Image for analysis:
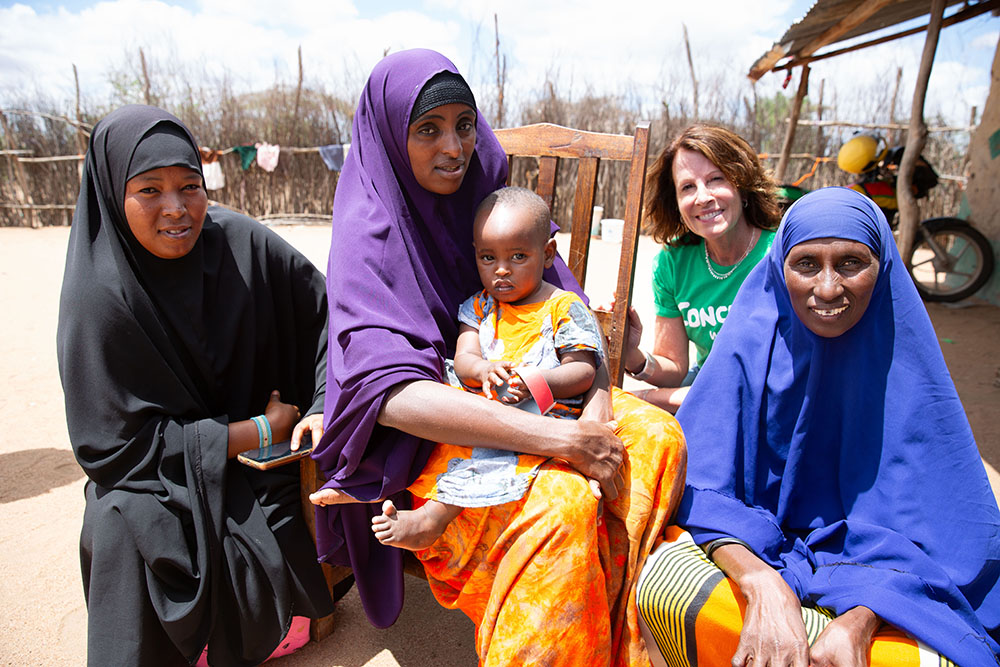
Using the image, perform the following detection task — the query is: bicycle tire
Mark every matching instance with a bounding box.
[908,217,995,302]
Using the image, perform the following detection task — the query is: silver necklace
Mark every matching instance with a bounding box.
[704,228,758,280]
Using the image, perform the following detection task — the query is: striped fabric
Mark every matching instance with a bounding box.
[637,527,957,667]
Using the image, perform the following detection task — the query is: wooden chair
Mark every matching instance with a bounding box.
[493,122,650,386]
[300,121,651,642]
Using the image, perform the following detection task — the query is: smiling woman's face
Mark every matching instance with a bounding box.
[123,165,207,259]
[406,103,477,195]
[783,237,880,337]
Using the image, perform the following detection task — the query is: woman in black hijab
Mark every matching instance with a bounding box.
[57,105,333,666]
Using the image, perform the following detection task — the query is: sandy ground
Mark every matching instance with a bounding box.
[1,225,997,666]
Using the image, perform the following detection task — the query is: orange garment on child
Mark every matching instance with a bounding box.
[408,289,603,507]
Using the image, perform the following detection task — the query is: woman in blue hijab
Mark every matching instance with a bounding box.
[636,187,1000,666]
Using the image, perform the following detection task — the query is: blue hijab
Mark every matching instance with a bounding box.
[675,187,1000,665]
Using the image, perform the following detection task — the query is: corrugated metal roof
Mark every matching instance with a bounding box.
[748,0,979,80]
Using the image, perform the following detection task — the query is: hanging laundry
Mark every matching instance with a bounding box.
[233,145,257,170]
[202,161,225,190]
[199,147,222,164]
[198,147,225,190]
[318,144,346,171]
[256,142,280,172]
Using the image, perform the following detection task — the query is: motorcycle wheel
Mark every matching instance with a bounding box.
[908,217,995,302]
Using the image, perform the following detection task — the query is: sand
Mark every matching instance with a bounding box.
[1,225,997,666]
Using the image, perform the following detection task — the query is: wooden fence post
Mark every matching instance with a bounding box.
[775,64,810,184]
[897,0,944,267]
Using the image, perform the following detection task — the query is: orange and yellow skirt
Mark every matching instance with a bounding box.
[636,526,956,667]
[413,388,687,666]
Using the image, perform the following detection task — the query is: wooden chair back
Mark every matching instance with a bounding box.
[492,122,650,386]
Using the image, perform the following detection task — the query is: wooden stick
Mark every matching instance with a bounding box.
[0,108,91,132]
[897,0,945,267]
[73,64,87,181]
[140,48,152,106]
[887,67,903,145]
[682,23,699,120]
[494,13,506,129]
[775,65,810,183]
[0,203,76,210]
[16,155,84,163]
[788,119,971,133]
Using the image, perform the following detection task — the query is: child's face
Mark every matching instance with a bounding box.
[473,204,555,305]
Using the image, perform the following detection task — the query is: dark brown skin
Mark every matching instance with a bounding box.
[711,533,881,667]
[228,390,323,459]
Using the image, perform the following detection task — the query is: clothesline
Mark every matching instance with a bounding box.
[1,141,350,198]
[0,142,349,164]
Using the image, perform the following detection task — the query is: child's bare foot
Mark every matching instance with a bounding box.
[371,499,459,551]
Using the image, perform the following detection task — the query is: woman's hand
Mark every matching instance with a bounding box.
[808,606,880,667]
[291,412,323,451]
[560,419,624,501]
[732,573,809,666]
[711,543,810,667]
[264,390,300,443]
[594,300,644,372]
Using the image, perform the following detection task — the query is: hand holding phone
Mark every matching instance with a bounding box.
[238,432,313,470]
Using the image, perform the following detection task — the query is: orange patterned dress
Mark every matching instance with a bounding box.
[415,389,687,666]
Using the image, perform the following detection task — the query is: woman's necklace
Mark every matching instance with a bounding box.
[704,227,759,281]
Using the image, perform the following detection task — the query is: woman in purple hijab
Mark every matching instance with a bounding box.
[310,49,686,664]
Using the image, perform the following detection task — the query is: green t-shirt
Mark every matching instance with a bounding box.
[652,228,775,365]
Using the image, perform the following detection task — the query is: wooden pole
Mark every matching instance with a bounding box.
[814,78,826,158]
[887,67,903,145]
[682,24,699,120]
[494,13,506,129]
[775,65,810,183]
[293,45,303,145]
[140,48,152,105]
[897,0,945,267]
[73,64,87,189]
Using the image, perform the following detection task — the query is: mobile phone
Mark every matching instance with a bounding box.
[238,432,313,470]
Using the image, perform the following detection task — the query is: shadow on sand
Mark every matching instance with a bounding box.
[0,448,84,503]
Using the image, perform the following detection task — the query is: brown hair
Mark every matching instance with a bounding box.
[644,124,780,246]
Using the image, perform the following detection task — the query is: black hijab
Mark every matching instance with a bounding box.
[57,105,332,665]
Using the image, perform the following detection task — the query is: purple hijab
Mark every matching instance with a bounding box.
[313,49,581,627]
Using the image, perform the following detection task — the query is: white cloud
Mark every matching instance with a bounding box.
[0,0,993,127]
[971,30,999,51]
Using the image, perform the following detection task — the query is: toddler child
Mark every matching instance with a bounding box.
[371,186,610,550]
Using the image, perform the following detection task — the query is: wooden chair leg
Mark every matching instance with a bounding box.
[300,455,354,642]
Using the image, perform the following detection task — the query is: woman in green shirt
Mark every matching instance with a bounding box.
[621,125,781,412]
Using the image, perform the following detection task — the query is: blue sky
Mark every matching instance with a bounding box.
[0,0,996,125]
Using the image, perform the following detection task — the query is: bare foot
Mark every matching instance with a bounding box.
[309,487,370,506]
[371,499,459,551]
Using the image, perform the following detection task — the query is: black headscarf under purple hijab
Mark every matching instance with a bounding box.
[313,49,583,627]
